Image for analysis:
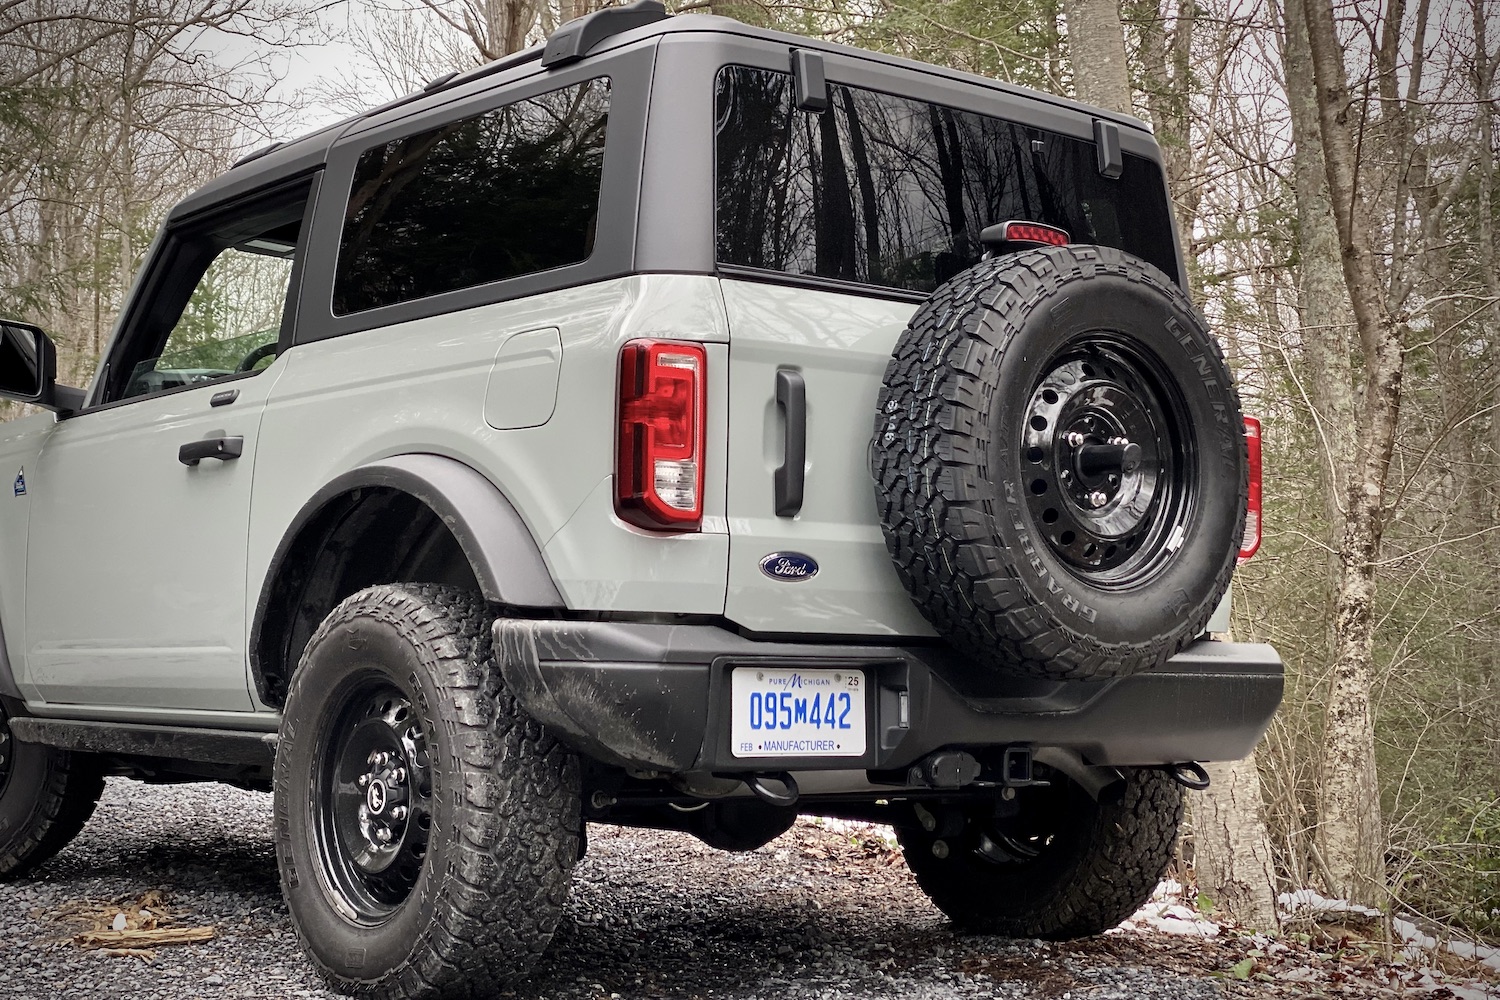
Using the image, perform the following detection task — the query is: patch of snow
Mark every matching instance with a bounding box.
[1439,983,1500,1000]
[1115,880,1219,937]
[1277,887,1382,921]
[1275,886,1499,997]
[1392,916,1500,976]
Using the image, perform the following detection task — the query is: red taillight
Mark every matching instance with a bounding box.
[616,339,706,531]
[1239,416,1262,562]
[1004,221,1069,246]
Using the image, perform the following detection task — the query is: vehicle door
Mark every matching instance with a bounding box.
[20,179,315,712]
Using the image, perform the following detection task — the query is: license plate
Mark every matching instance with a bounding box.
[730,667,867,758]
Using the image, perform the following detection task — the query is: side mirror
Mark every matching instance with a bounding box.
[0,319,85,412]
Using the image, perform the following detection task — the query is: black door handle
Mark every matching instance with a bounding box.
[178,436,244,466]
[774,369,806,517]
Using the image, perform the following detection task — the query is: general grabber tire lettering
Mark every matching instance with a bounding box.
[273,585,581,1000]
[897,769,1183,939]
[0,706,104,878]
[873,245,1247,680]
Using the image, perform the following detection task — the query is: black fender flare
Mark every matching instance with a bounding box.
[249,454,564,705]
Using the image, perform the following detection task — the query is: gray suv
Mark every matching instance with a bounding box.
[0,4,1281,997]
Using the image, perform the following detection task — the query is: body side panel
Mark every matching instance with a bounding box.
[246,275,734,662]
[23,370,281,712]
[0,412,52,700]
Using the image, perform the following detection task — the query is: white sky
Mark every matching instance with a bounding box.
[189,3,385,147]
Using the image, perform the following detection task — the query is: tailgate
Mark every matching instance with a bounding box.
[720,278,935,637]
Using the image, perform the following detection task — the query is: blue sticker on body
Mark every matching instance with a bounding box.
[13,470,25,496]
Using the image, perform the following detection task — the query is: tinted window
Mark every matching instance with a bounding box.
[714,67,1178,293]
[334,78,610,315]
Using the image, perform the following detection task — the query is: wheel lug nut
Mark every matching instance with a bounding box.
[367,750,378,764]
[1066,431,1084,447]
[357,774,370,788]
[391,806,408,821]
[392,768,406,785]
[1088,491,1108,508]
[375,826,392,843]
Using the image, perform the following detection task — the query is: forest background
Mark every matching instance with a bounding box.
[1,0,1497,944]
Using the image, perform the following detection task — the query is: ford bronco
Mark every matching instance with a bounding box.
[0,4,1281,997]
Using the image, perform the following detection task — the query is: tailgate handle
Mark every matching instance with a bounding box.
[774,369,806,517]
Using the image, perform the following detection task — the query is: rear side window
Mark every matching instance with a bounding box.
[334,78,610,315]
[714,66,1178,294]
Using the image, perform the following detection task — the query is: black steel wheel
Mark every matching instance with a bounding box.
[897,769,1183,939]
[1019,335,1194,585]
[314,681,435,921]
[275,584,581,1000]
[874,245,1247,680]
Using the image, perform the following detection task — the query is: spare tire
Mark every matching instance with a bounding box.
[873,245,1246,681]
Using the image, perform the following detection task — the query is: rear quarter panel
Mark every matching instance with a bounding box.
[247,275,733,664]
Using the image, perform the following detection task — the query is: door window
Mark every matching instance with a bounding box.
[106,187,309,404]
[122,245,294,399]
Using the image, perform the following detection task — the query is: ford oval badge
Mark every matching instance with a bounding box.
[759,551,819,582]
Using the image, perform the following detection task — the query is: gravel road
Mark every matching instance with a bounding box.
[0,777,1470,1000]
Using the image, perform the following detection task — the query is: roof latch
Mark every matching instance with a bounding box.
[790,48,828,112]
[1093,119,1124,179]
[541,0,669,68]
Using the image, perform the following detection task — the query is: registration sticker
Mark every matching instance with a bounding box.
[730,667,866,758]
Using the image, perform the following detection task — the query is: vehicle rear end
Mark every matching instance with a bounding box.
[505,21,1278,804]
[494,17,1282,944]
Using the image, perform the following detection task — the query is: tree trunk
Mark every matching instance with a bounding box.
[1063,0,1132,115]
[1127,0,1198,246]
[1196,755,1280,929]
[1300,0,1400,910]
[1283,0,1356,618]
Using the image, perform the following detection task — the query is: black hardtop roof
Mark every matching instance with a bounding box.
[172,11,1153,220]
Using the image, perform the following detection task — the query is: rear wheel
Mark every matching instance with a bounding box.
[0,707,105,878]
[896,769,1182,939]
[274,584,581,999]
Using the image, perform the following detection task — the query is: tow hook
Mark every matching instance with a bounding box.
[1165,761,1211,790]
[744,771,800,807]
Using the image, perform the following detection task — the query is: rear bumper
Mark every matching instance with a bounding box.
[493,620,1283,775]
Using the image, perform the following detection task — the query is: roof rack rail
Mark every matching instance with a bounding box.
[541,0,668,68]
[233,141,283,168]
[441,43,545,91]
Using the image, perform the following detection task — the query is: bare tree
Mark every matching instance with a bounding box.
[1296,0,1485,907]
[1062,0,1133,114]
[0,0,315,389]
